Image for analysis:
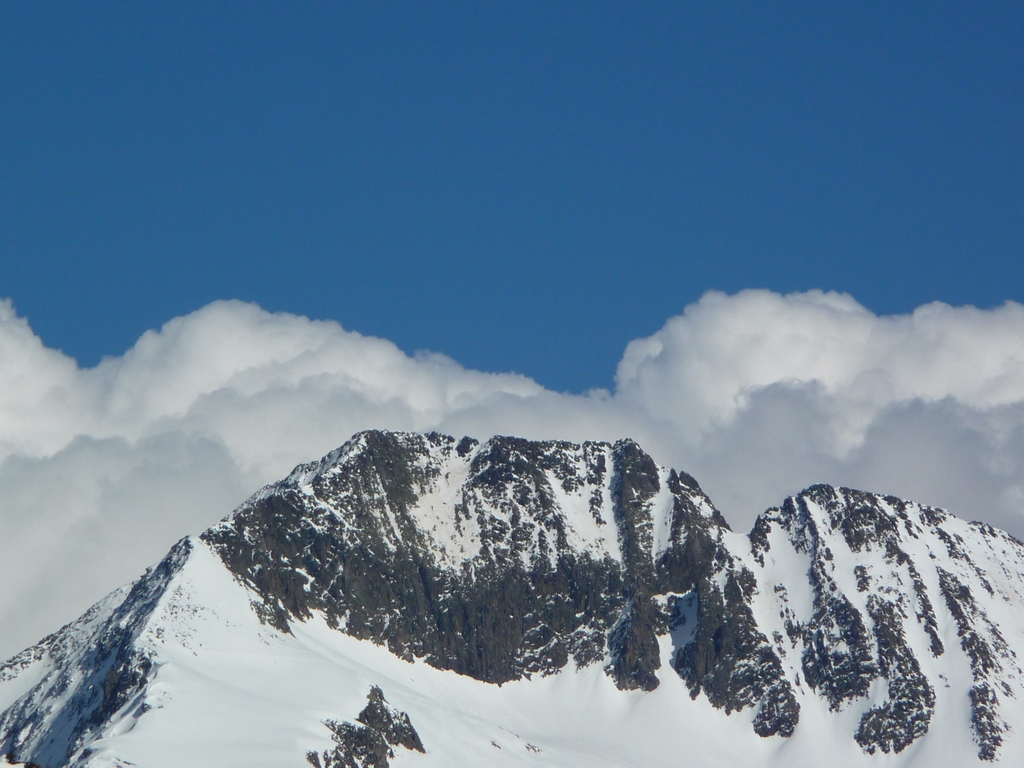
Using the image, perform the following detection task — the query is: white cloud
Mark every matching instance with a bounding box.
[2,289,1024,658]
[616,290,1024,448]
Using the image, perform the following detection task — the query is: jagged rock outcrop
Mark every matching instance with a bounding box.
[306,687,424,768]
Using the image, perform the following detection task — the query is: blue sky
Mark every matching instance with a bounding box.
[2,2,1021,392]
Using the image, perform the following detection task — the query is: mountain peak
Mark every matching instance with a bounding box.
[4,431,1024,766]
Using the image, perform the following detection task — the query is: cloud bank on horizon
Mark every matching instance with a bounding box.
[2,289,1024,658]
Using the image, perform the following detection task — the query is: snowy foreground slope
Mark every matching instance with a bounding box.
[3,431,1024,767]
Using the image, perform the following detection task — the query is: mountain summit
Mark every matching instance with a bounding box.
[3,430,1023,767]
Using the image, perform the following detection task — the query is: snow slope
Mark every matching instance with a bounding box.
[0,538,988,768]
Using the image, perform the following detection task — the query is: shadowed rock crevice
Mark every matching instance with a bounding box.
[855,596,935,754]
[937,567,1010,760]
[673,568,799,737]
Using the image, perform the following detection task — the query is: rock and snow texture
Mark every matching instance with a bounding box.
[2,430,1024,767]
[747,486,1024,759]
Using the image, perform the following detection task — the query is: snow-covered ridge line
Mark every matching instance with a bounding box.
[0,538,193,767]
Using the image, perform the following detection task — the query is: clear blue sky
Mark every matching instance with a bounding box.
[1,2,1021,392]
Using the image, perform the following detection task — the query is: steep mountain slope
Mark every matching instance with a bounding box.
[2,430,1024,767]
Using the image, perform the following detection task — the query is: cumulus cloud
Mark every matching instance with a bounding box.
[617,290,1024,446]
[2,289,1024,658]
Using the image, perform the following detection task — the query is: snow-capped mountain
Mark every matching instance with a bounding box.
[3,430,1024,767]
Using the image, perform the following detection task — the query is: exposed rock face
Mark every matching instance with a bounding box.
[306,687,424,768]
[749,485,1024,759]
[202,431,795,732]
[205,433,637,683]
[5,430,1024,766]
